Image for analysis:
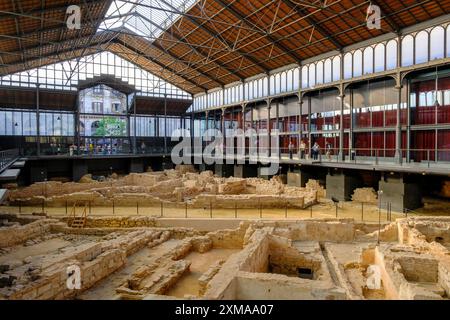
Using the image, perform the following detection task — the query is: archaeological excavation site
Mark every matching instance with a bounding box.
[2,0,450,308]
[0,165,449,301]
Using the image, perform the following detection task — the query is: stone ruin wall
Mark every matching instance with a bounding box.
[203,223,349,300]
[0,224,215,300]
[0,212,249,300]
[6,165,317,210]
[0,217,55,248]
[2,211,450,300]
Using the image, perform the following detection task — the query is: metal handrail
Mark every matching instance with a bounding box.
[403,208,420,216]
[201,146,450,163]
[0,148,19,173]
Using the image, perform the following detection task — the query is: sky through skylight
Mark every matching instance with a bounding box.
[98,0,197,40]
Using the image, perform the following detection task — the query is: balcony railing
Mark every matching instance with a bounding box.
[195,146,450,168]
[0,149,19,172]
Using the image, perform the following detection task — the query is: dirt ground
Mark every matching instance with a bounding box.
[165,248,240,298]
[0,198,418,223]
[79,239,183,300]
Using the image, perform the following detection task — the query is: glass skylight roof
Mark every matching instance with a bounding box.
[0,51,191,99]
[98,0,197,40]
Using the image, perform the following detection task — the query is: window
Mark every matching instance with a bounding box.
[344,53,352,79]
[415,31,429,64]
[258,79,264,97]
[447,25,450,57]
[112,103,121,113]
[316,62,323,85]
[301,66,308,88]
[270,75,275,95]
[332,56,341,81]
[363,47,374,74]
[309,64,316,87]
[430,27,445,60]
[402,35,414,66]
[263,77,268,96]
[353,50,363,77]
[374,43,385,72]
[324,59,332,83]
[0,51,191,100]
[280,72,287,92]
[275,73,281,94]
[92,102,104,113]
[100,0,196,41]
[386,40,397,70]
[287,70,293,92]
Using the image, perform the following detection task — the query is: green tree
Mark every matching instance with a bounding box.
[94,117,126,136]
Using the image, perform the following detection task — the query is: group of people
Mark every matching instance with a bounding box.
[48,143,63,155]
[68,143,120,156]
[287,140,333,160]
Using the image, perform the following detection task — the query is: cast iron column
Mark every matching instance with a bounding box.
[339,92,345,161]
[221,107,225,154]
[395,84,403,164]
[406,79,411,163]
[36,85,40,156]
[298,95,302,151]
[133,93,137,154]
[164,94,167,155]
[267,99,271,157]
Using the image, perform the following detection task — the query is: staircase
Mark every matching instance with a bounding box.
[70,216,87,228]
[68,202,88,228]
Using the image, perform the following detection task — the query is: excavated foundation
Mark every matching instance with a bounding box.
[1,212,450,300]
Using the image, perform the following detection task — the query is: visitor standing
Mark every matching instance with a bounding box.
[312,142,320,160]
[288,140,294,159]
[325,141,332,161]
[299,140,306,159]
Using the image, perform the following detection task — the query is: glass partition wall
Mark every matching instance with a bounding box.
[0,83,190,156]
[78,85,130,155]
[190,66,450,165]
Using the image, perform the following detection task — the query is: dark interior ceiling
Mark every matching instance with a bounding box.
[135,96,192,116]
[77,75,136,94]
[0,0,449,95]
[0,84,191,115]
[0,86,78,111]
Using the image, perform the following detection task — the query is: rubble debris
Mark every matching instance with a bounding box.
[305,179,326,198]
[352,188,378,203]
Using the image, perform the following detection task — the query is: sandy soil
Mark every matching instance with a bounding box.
[165,248,240,298]
[78,239,183,300]
[0,199,407,223]
[0,238,72,264]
